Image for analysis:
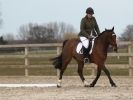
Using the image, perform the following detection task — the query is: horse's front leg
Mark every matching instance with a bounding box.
[90,66,101,87]
[78,62,89,87]
[102,66,117,87]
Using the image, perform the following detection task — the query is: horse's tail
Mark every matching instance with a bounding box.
[51,40,68,70]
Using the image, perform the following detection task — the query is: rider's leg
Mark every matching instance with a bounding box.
[82,47,90,63]
[79,37,89,63]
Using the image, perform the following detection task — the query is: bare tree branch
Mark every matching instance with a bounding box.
[119,25,133,41]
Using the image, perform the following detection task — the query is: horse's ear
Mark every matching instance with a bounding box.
[112,27,114,31]
[105,28,107,31]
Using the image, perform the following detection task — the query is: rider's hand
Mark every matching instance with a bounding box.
[88,35,95,39]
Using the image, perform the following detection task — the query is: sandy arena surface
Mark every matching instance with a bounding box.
[0,76,133,100]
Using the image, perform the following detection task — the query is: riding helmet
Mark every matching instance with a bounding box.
[86,7,94,14]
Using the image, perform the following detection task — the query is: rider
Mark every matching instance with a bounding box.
[78,7,100,63]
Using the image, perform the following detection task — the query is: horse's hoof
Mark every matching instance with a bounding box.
[84,85,89,87]
[57,85,61,88]
[83,80,89,87]
[89,84,94,87]
[111,84,117,87]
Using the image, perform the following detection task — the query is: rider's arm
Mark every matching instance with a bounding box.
[94,17,100,35]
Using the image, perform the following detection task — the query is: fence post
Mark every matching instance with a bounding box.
[56,46,61,77]
[128,44,133,76]
[25,47,29,76]
[57,46,60,55]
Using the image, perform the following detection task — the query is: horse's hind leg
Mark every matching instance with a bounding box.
[57,57,72,88]
[90,66,101,87]
[102,66,117,87]
[77,61,89,87]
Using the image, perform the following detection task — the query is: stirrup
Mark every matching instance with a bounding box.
[84,58,89,63]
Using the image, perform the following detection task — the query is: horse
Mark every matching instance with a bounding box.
[51,27,118,88]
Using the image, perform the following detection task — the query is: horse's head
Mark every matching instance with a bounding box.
[102,27,118,52]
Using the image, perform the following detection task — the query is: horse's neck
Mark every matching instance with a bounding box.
[96,35,109,53]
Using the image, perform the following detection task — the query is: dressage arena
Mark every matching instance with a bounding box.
[0,76,133,100]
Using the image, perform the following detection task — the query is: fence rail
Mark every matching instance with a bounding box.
[0,41,133,76]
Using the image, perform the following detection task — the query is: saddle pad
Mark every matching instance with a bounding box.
[76,42,83,54]
[76,38,96,54]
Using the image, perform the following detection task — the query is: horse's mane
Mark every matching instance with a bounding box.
[98,29,113,37]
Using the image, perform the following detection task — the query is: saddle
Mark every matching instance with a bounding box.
[76,37,96,54]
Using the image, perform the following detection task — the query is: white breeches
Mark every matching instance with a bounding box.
[79,37,89,48]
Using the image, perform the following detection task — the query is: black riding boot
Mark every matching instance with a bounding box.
[82,46,89,63]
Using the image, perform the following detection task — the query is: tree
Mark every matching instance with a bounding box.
[0,36,7,44]
[3,33,15,41]
[18,22,77,43]
[46,22,76,40]
[119,25,133,41]
[17,24,30,41]
[63,32,78,40]
[18,23,55,43]
[28,24,54,43]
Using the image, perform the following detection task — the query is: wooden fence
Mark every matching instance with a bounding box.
[0,41,132,76]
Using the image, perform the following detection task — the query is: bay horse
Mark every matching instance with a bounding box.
[51,27,118,88]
